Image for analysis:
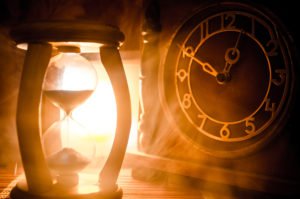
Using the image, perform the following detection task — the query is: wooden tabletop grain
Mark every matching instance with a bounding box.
[1,167,235,199]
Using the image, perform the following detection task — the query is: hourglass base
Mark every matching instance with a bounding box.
[10,184,122,199]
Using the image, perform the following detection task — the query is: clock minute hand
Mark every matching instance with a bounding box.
[223,48,240,73]
[223,30,243,73]
[181,47,218,77]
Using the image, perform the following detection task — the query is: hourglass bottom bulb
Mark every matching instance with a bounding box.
[47,147,91,186]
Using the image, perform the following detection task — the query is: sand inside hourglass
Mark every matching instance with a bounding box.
[44,90,94,115]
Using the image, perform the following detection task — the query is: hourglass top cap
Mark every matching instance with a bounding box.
[10,20,125,50]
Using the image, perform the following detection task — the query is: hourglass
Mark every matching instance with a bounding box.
[42,46,98,186]
[9,21,131,199]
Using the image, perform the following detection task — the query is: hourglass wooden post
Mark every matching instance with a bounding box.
[16,43,53,193]
[99,46,131,189]
[10,21,131,199]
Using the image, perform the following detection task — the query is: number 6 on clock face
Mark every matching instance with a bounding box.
[160,2,296,158]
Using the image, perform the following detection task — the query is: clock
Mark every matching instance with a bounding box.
[160,1,296,158]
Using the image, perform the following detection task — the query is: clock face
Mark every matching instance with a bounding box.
[160,2,295,158]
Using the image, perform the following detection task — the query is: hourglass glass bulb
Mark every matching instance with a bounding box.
[42,46,98,186]
[43,49,98,114]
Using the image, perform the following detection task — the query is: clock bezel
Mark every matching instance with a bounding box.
[158,1,296,158]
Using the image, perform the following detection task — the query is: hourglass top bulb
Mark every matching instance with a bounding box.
[43,46,98,114]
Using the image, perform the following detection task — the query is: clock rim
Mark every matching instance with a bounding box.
[158,1,297,159]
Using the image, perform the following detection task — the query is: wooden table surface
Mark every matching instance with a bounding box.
[1,166,238,199]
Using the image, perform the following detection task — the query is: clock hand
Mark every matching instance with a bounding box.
[223,48,240,73]
[180,45,218,77]
[190,56,218,77]
[223,30,243,73]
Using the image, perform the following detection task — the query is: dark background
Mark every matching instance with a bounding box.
[0,0,299,49]
[0,0,299,175]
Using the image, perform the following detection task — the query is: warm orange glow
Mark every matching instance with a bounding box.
[60,60,117,161]
[66,51,140,155]
[72,81,116,144]
[44,51,140,185]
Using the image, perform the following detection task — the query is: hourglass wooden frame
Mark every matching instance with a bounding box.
[9,21,131,199]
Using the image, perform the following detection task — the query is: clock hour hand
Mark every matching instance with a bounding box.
[180,45,218,77]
